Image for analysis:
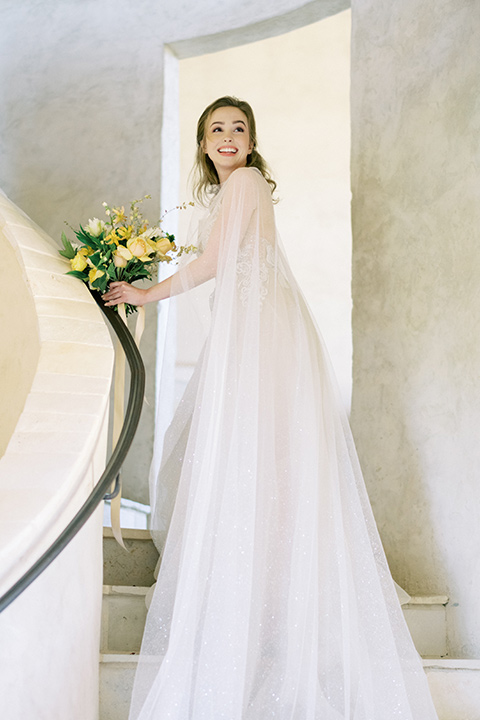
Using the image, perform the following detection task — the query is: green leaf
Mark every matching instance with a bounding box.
[75,225,102,249]
[132,268,151,280]
[59,231,76,259]
[125,303,138,316]
[89,250,102,267]
[66,270,88,280]
[91,275,108,293]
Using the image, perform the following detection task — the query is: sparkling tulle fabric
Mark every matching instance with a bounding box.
[128,168,438,719]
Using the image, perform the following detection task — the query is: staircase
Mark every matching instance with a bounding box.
[99,528,480,720]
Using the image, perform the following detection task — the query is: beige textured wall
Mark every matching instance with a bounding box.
[350,0,480,656]
[0,232,40,457]
[178,10,353,406]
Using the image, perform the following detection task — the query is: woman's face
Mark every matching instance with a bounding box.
[203,106,253,183]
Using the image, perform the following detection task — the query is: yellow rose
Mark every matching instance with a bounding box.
[113,245,133,268]
[113,254,127,268]
[145,238,158,254]
[70,253,88,272]
[88,267,104,284]
[127,236,150,258]
[155,237,173,256]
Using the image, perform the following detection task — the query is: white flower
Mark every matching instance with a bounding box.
[86,217,106,237]
[139,226,161,240]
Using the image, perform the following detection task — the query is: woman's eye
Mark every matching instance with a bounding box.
[212,127,221,133]
[234,127,244,132]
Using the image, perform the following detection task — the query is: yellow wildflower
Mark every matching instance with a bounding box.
[105,231,119,246]
[117,225,133,241]
[112,206,126,223]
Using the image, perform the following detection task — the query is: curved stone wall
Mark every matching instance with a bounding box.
[0,191,114,718]
[0,194,40,457]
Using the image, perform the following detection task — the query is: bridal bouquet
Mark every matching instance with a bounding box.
[59,195,195,315]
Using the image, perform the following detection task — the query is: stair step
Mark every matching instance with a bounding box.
[101,583,448,657]
[100,653,137,720]
[101,586,149,654]
[425,659,480,720]
[403,595,448,658]
[103,528,158,587]
[101,530,453,716]
[99,654,480,720]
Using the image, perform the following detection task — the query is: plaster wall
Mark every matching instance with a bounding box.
[1,0,166,508]
[0,509,103,720]
[350,0,480,657]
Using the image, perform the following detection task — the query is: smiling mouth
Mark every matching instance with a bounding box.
[218,148,237,154]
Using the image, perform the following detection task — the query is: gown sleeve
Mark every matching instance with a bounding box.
[168,167,263,297]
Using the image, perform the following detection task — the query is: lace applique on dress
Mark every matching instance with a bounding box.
[197,198,222,253]
[236,233,275,308]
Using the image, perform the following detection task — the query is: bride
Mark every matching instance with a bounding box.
[103,96,439,719]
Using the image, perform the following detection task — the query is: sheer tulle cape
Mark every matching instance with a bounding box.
[129,168,438,719]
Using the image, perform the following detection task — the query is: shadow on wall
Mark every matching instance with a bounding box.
[0,4,164,243]
[0,219,40,457]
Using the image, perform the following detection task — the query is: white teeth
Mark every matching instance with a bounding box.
[219,148,237,153]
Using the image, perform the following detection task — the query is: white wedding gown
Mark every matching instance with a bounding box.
[128,168,439,719]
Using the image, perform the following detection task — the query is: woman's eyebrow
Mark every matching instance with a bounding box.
[209,119,246,128]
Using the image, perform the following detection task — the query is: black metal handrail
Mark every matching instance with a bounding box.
[0,296,145,613]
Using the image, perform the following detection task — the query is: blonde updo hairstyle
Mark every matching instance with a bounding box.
[192,96,277,204]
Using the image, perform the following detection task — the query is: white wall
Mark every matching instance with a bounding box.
[0,510,103,720]
[350,0,480,657]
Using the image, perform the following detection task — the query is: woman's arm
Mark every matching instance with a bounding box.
[102,244,218,308]
[102,167,259,308]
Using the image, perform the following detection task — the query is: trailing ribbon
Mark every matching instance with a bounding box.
[109,303,145,549]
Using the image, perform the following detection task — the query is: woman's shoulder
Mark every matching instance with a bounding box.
[224,167,271,197]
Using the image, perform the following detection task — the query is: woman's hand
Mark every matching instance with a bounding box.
[102,281,149,308]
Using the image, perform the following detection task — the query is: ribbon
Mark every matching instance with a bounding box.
[109,303,146,549]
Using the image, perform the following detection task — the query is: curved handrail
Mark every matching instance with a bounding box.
[0,296,145,613]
